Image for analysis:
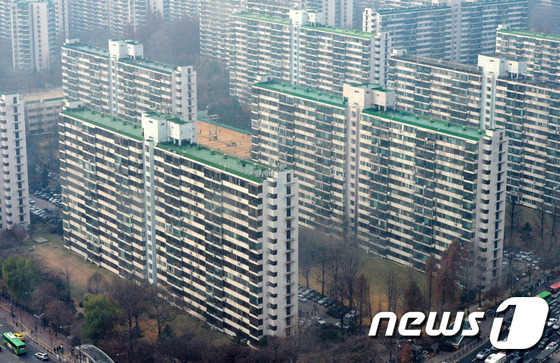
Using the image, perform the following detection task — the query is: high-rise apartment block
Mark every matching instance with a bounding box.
[61,39,197,134]
[231,9,390,103]
[199,0,358,65]
[496,26,560,83]
[0,92,30,231]
[69,0,147,36]
[363,0,528,64]
[60,106,298,342]
[5,0,59,71]
[387,53,527,130]
[200,0,247,64]
[168,0,200,20]
[388,53,560,211]
[252,80,506,289]
[24,96,64,141]
[68,0,109,34]
[321,0,355,27]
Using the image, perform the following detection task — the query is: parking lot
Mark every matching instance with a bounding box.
[30,185,62,226]
[298,284,358,330]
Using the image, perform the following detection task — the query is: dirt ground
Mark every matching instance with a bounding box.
[21,232,114,302]
[197,120,252,158]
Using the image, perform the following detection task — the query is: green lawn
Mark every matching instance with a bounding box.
[299,250,427,314]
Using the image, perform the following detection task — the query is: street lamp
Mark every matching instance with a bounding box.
[34,313,45,337]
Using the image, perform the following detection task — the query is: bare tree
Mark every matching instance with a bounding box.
[148,287,180,337]
[424,254,437,312]
[354,274,370,328]
[60,260,73,299]
[299,229,316,288]
[340,245,363,311]
[87,272,108,295]
[110,278,150,354]
[313,243,330,296]
[506,191,523,243]
[550,202,560,251]
[385,270,397,313]
[327,238,343,302]
[534,201,548,249]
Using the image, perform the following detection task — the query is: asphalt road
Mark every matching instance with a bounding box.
[460,297,560,362]
[0,314,48,362]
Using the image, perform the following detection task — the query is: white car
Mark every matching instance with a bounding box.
[35,352,49,361]
[316,317,326,325]
[553,322,560,330]
[548,318,558,327]
[547,341,559,351]
[476,349,492,360]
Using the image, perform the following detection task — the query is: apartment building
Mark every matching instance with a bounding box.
[387,53,560,212]
[231,9,390,103]
[168,0,200,20]
[363,0,528,64]
[69,0,147,36]
[493,78,560,208]
[387,53,527,130]
[0,92,30,231]
[68,0,109,34]
[24,96,64,140]
[60,106,298,342]
[6,0,59,71]
[252,80,505,289]
[199,0,247,64]
[496,26,560,83]
[321,0,355,27]
[61,39,197,133]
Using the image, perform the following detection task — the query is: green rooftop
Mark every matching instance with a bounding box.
[62,43,110,58]
[349,83,393,92]
[25,97,64,105]
[157,143,269,183]
[119,58,177,75]
[363,109,487,141]
[497,29,560,42]
[234,12,377,39]
[61,108,271,182]
[254,82,346,108]
[144,111,188,125]
[233,12,291,25]
[302,25,378,40]
[61,109,143,140]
